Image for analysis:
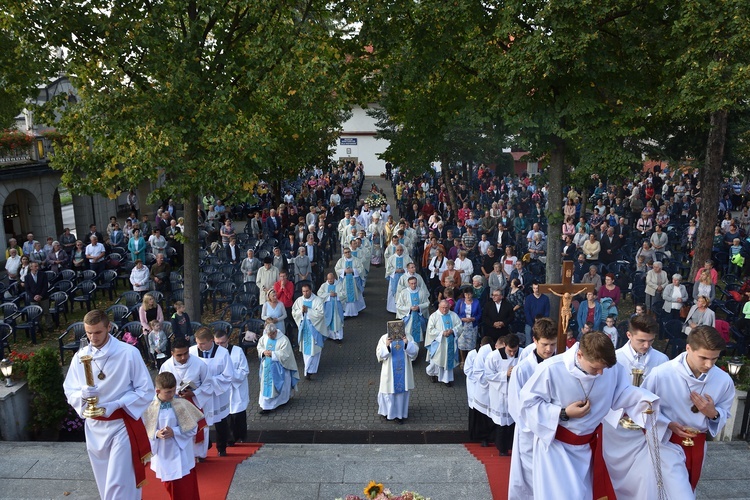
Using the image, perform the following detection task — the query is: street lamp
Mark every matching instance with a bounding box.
[728,357,744,382]
[0,359,13,387]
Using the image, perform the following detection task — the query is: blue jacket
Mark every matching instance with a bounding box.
[577,300,603,331]
[454,299,482,328]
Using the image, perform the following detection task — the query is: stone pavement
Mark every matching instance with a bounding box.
[1,440,747,499]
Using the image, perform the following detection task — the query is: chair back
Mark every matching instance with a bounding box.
[208,320,232,336]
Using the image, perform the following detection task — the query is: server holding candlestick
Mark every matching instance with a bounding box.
[63,310,154,500]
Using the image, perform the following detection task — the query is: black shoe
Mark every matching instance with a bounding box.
[228,441,236,447]
[258,409,272,415]
[218,451,227,457]
[395,418,403,425]
[431,376,438,383]
[481,440,489,447]
[305,374,312,381]
[446,381,454,387]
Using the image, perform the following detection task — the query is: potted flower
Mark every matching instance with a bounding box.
[336,481,429,500]
[6,350,33,381]
[59,405,85,442]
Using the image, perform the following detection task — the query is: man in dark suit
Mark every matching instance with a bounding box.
[614,217,630,243]
[482,288,514,343]
[599,227,620,265]
[265,209,282,240]
[24,262,50,336]
[491,222,513,252]
[509,260,533,290]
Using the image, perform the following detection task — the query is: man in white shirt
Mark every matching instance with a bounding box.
[85,235,107,274]
[213,329,249,446]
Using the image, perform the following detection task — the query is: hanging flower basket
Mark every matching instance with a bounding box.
[0,131,34,156]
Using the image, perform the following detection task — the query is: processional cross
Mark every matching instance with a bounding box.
[538,261,595,354]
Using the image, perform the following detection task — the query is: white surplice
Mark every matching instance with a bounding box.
[518,343,660,500]
[471,344,494,417]
[376,334,419,420]
[464,348,479,409]
[641,352,735,498]
[602,343,669,500]
[507,348,545,500]
[148,404,198,481]
[485,347,523,425]
[226,345,250,414]
[63,336,154,500]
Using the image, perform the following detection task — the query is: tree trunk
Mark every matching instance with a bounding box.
[691,109,727,279]
[546,137,565,285]
[182,194,201,322]
[441,153,459,211]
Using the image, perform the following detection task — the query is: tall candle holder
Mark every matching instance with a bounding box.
[78,337,105,418]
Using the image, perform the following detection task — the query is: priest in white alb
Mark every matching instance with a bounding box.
[396,262,427,299]
[376,323,419,424]
[292,282,327,380]
[317,272,346,342]
[385,244,411,313]
[518,331,660,500]
[602,313,669,499]
[396,275,429,344]
[335,246,366,316]
[63,310,154,500]
[257,323,299,413]
[425,300,462,387]
[213,327,250,446]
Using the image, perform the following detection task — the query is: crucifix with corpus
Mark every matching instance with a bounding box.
[538,260,595,354]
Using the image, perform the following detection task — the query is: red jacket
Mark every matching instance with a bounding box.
[274,280,295,308]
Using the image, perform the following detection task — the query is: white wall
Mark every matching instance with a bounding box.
[335,105,389,177]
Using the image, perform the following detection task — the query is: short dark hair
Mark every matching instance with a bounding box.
[688,325,726,351]
[628,312,658,336]
[579,331,617,367]
[533,317,557,341]
[155,371,177,389]
[171,337,191,351]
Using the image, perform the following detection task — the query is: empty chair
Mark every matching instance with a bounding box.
[51,279,75,294]
[221,303,248,329]
[44,270,59,286]
[58,321,87,364]
[117,290,142,309]
[0,302,20,327]
[82,269,98,282]
[105,304,131,329]
[212,282,236,313]
[0,322,12,357]
[208,320,232,338]
[97,270,119,301]
[116,260,136,289]
[59,269,76,282]
[15,305,44,344]
[233,292,258,309]
[49,291,69,327]
[71,280,97,311]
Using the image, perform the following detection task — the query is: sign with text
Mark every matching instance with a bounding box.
[339,138,358,146]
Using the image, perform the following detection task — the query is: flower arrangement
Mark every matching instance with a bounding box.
[336,481,429,500]
[6,350,33,380]
[364,193,388,208]
[0,130,33,156]
[60,405,84,434]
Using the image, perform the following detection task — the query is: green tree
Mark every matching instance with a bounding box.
[652,0,750,277]
[14,0,356,320]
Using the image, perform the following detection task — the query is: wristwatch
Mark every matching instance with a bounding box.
[560,408,570,422]
[711,412,720,421]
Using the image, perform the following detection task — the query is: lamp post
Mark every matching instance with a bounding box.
[728,357,744,382]
[0,359,13,387]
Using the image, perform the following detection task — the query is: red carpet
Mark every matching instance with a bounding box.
[142,443,263,499]
[464,443,511,500]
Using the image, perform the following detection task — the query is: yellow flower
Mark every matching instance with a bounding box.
[364,481,384,499]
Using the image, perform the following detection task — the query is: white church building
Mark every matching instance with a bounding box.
[334,104,389,177]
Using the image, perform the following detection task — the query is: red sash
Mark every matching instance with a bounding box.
[555,424,615,500]
[185,395,207,443]
[94,409,152,488]
[669,431,706,490]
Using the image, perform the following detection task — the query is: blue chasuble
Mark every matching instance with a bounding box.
[261,338,284,397]
[441,313,456,371]
[344,260,356,302]
[408,291,425,342]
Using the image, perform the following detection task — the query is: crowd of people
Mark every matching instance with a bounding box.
[45,159,748,499]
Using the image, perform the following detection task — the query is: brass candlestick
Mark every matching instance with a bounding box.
[79,355,105,418]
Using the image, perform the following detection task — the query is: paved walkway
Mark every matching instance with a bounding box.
[4,176,750,499]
